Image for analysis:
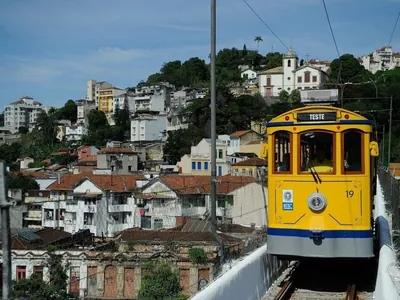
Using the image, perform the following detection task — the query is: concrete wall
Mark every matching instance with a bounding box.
[374,178,400,300]
[191,244,288,300]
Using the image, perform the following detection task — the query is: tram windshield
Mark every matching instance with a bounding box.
[299,131,334,174]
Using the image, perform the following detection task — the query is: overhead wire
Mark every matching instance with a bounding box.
[388,11,400,47]
[242,0,290,51]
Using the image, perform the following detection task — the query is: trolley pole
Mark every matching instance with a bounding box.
[0,160,12,300]
[210,0,224,264]
[388,95,393,167]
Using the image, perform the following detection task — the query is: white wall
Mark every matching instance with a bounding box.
[229,182,267,227]
[191,245,289,300]
[295,66,323,90]
[130,115,167,141]
[258,73,283,97]
[374,178,400,300]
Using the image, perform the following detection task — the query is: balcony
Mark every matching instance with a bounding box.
[83,205,97,213]
[42,219,65,228]
[24,210,41,221]
[148,206,182,216]
[108,204,133,213]
[166,124,188,131]
[182,206,207,216]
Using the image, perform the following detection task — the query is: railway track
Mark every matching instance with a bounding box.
[273,281,359,300]
[263,259,376,300]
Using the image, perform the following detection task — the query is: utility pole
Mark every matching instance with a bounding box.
[388,96,393,167]
[382,124,385,166]
[210,0,224,264]
[0,160,12,299]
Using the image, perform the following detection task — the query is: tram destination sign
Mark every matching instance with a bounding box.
[297,112,337,122]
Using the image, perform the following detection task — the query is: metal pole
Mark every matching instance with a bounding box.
[210,0,223,264]
[382,124,385,166]
[0,161,12,299]
[388,96,393,167]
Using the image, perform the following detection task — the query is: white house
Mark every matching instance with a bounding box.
[258,48,329,97]
[135,175,267,229]
[44,174,146,237]
[241,69,257,80]
[217,134,241,155]
[65,125,88,142]
[177,138,229,176]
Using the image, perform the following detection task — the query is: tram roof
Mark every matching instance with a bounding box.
[267,105,370,126]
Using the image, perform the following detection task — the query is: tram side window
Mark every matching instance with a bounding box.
[343,131,363,173]
[299,131,334,173]
[273,131,292,172]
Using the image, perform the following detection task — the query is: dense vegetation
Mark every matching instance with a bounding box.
[1,47,399,169]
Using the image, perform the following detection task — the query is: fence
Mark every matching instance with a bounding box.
[378,168,400,259]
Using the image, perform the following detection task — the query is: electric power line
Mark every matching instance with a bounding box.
[321,0,340,58]
[242,0,290,51]
[388,11,400,47]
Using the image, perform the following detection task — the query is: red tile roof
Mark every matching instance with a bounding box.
[159,175,256,194]
[47,173,144,192]
[119,228,241,244]
[230,130,252,138]
[98,148,135,154]
[232,157,267,167]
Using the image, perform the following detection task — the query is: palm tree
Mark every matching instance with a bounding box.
[254,36,263,52]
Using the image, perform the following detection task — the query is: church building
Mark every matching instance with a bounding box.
[258,49,329,97]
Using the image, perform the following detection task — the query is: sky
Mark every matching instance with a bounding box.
[0,0,399,108]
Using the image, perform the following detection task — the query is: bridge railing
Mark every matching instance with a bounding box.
[378,168,400,259]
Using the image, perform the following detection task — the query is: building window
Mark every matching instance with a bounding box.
[266,77,271,86]
[192,162,196,170]
[218,149,223,159]
[204,162,209,170]
[312,75,317,82]
[297,76,302,83]
[32,266,43,280]
[197,162,201,170]
[16,266,26,282]
[218,166,222,176]
[304,72,311,83]
[287,59,291,67]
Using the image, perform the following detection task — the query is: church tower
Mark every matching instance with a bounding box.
[282,48,298,93]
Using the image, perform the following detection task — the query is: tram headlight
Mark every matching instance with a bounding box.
[307,193,327,212]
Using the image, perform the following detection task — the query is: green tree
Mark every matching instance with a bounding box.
[87,109,108,132]
[279,90,289,102]
[138,261,187,300]
[265,52,283,69]
[35,110,57,146]
[254,36,263,52]
[13,246,75,299]
[289,89,301,104]
[18,126,29,134]
[8,173,40,193]
[56,100,78,123]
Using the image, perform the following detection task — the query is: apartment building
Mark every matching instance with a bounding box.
[96,148,139,174]
[65,124,88,142]
[361,46,400,74]
[76,98,96,126]
[3,96,44,133]
[86,80,112,106]
[130,113,167,141]
[129,84,172,113]
[44,173,146,237]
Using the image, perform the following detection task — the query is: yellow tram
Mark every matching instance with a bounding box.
[261,105,379,259]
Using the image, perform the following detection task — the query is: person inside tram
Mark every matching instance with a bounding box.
[277,153,290,171]
[308,146,333,173]
[344,148,362,171]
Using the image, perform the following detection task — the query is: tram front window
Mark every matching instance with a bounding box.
[299,131,334,174]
